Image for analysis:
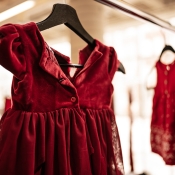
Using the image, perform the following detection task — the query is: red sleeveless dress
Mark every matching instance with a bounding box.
[0,22,124,175]
[151,60,175,165]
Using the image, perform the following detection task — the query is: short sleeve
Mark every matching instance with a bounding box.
[0,24,26,79]
[108,47,119,80]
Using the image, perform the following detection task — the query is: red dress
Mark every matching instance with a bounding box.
[0,22,124,175]
[151,60,175,165]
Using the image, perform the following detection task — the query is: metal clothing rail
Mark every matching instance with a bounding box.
[95,0,175,32]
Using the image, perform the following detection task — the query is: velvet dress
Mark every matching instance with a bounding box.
[151,60,175,165]
[0,22,124,175]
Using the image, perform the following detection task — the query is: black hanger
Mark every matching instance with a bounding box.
[36,3,125,74]
[118,62,125,74]
[37,4,94,46]
[159,45,175,58]
[59,62,126,74]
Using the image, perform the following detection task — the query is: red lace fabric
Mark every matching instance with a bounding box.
[111,114,124,174]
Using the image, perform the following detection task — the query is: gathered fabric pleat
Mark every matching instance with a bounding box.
[82,108,124,175]
[0,108,92,175]
[0,107,123,175]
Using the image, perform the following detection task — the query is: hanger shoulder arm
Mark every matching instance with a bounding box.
[36,4,68,31]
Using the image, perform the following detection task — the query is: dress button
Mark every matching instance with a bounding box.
[164,80,168,85]
[164,71,168,75]
[71,97,76,102]
[166,65,170,70]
